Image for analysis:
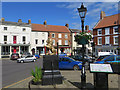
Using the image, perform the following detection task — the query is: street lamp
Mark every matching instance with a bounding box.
[77,3,87,89]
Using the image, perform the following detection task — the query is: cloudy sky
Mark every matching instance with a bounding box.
[1,1,119,30]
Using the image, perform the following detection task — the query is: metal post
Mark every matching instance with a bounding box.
[57,42,59,57]
[81,19,86,89]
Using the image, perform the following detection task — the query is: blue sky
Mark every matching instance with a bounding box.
[2,2,119,30]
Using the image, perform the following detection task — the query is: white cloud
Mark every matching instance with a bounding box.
[71,22,80,29]
[56,2,119,29]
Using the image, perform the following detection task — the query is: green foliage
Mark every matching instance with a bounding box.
[31,66,42,82]
[74,31,92,45]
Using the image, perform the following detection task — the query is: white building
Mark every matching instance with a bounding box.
[0,18,31,58]
[31,30,48,55]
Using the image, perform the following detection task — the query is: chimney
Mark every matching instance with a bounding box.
[28,19,31,24]
[65,23,69,28]
[43,20,47,25]
[1,17,5,22]
[18,19,22,23]
[85,25,89,31]
[100,11,106,19]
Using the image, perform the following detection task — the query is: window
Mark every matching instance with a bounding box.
[58,40,62,45]
[113,26,118,34]
[53,40,55,45]
[23,28,26,31]
[105,28,109,35]
[116,56,120,61]
[65,40,68,45]
[98,29,102,35]
[4,35,7,41]
[4,27,7,30]
[23,36,26,41]
[98,37,102,45]
[13,36,17,44]
[104,56,114,61]
[58,34,62,38]
[65,34,68,38]
[114,36,118,45]
[42,40,44,44]
[52,33,55,38]
[105,36,110,44]
[35,39,38,44]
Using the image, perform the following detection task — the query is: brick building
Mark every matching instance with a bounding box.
[93,11,120,55]
[32,21,71,55]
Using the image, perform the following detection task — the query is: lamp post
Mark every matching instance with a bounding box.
[77,3,87,89]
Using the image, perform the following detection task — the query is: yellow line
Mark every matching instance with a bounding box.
[3,76,33,88]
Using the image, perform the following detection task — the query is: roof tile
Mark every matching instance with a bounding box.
[94,13,120,29]
[32,24,70,33]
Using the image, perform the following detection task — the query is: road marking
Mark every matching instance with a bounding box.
[3,76,33,88]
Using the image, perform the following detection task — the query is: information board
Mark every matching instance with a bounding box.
[90,63,113,73]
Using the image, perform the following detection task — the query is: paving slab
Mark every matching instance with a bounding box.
[2,70,120,90]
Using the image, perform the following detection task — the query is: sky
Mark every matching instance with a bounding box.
[1,1,120,30]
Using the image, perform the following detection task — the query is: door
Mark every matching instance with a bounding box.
[13,47,16,53]
[25,55,33,62]
[59,58,72,69]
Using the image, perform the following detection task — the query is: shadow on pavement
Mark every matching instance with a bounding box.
[67,80,94,89]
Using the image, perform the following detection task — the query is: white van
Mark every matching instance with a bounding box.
[98,52,115,56]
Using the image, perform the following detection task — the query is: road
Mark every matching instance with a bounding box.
[2,58,43,87]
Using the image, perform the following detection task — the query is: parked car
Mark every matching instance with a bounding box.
[10,53,20,60]
[69,55,92,63]
[35,53,40,59]
[21,52,31,58]
[59,53,67,57]
[96,55,111,61]
[94,55,120,64]
[17,55,36,63]
[59,57,82,70]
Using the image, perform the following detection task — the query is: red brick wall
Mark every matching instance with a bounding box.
[49,32,71,47]
[93,26,120,46]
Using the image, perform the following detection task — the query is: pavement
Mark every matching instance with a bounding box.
[2,70,120,90]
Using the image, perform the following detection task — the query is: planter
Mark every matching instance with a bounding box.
[31,80,41,85]
[77,37,89,45]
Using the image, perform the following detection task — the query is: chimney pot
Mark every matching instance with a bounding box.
[18,19,22,23]
[100,11,106,19]
[85,25,89,31]
[65,23,69,28]
[28,19,31,24]
[43,20,47,25]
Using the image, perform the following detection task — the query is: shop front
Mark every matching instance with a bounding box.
[0,44,30,58]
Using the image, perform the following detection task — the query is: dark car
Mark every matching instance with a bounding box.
[10,53,20,60]
[95,55,120,64]
[70,55,92,63]
[96,55,111,61]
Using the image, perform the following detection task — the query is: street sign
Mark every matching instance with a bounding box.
[90,64,113,73]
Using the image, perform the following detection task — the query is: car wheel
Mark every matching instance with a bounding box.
[20,60,24,63]
[33,60,36,62]
[73,65,79,70]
